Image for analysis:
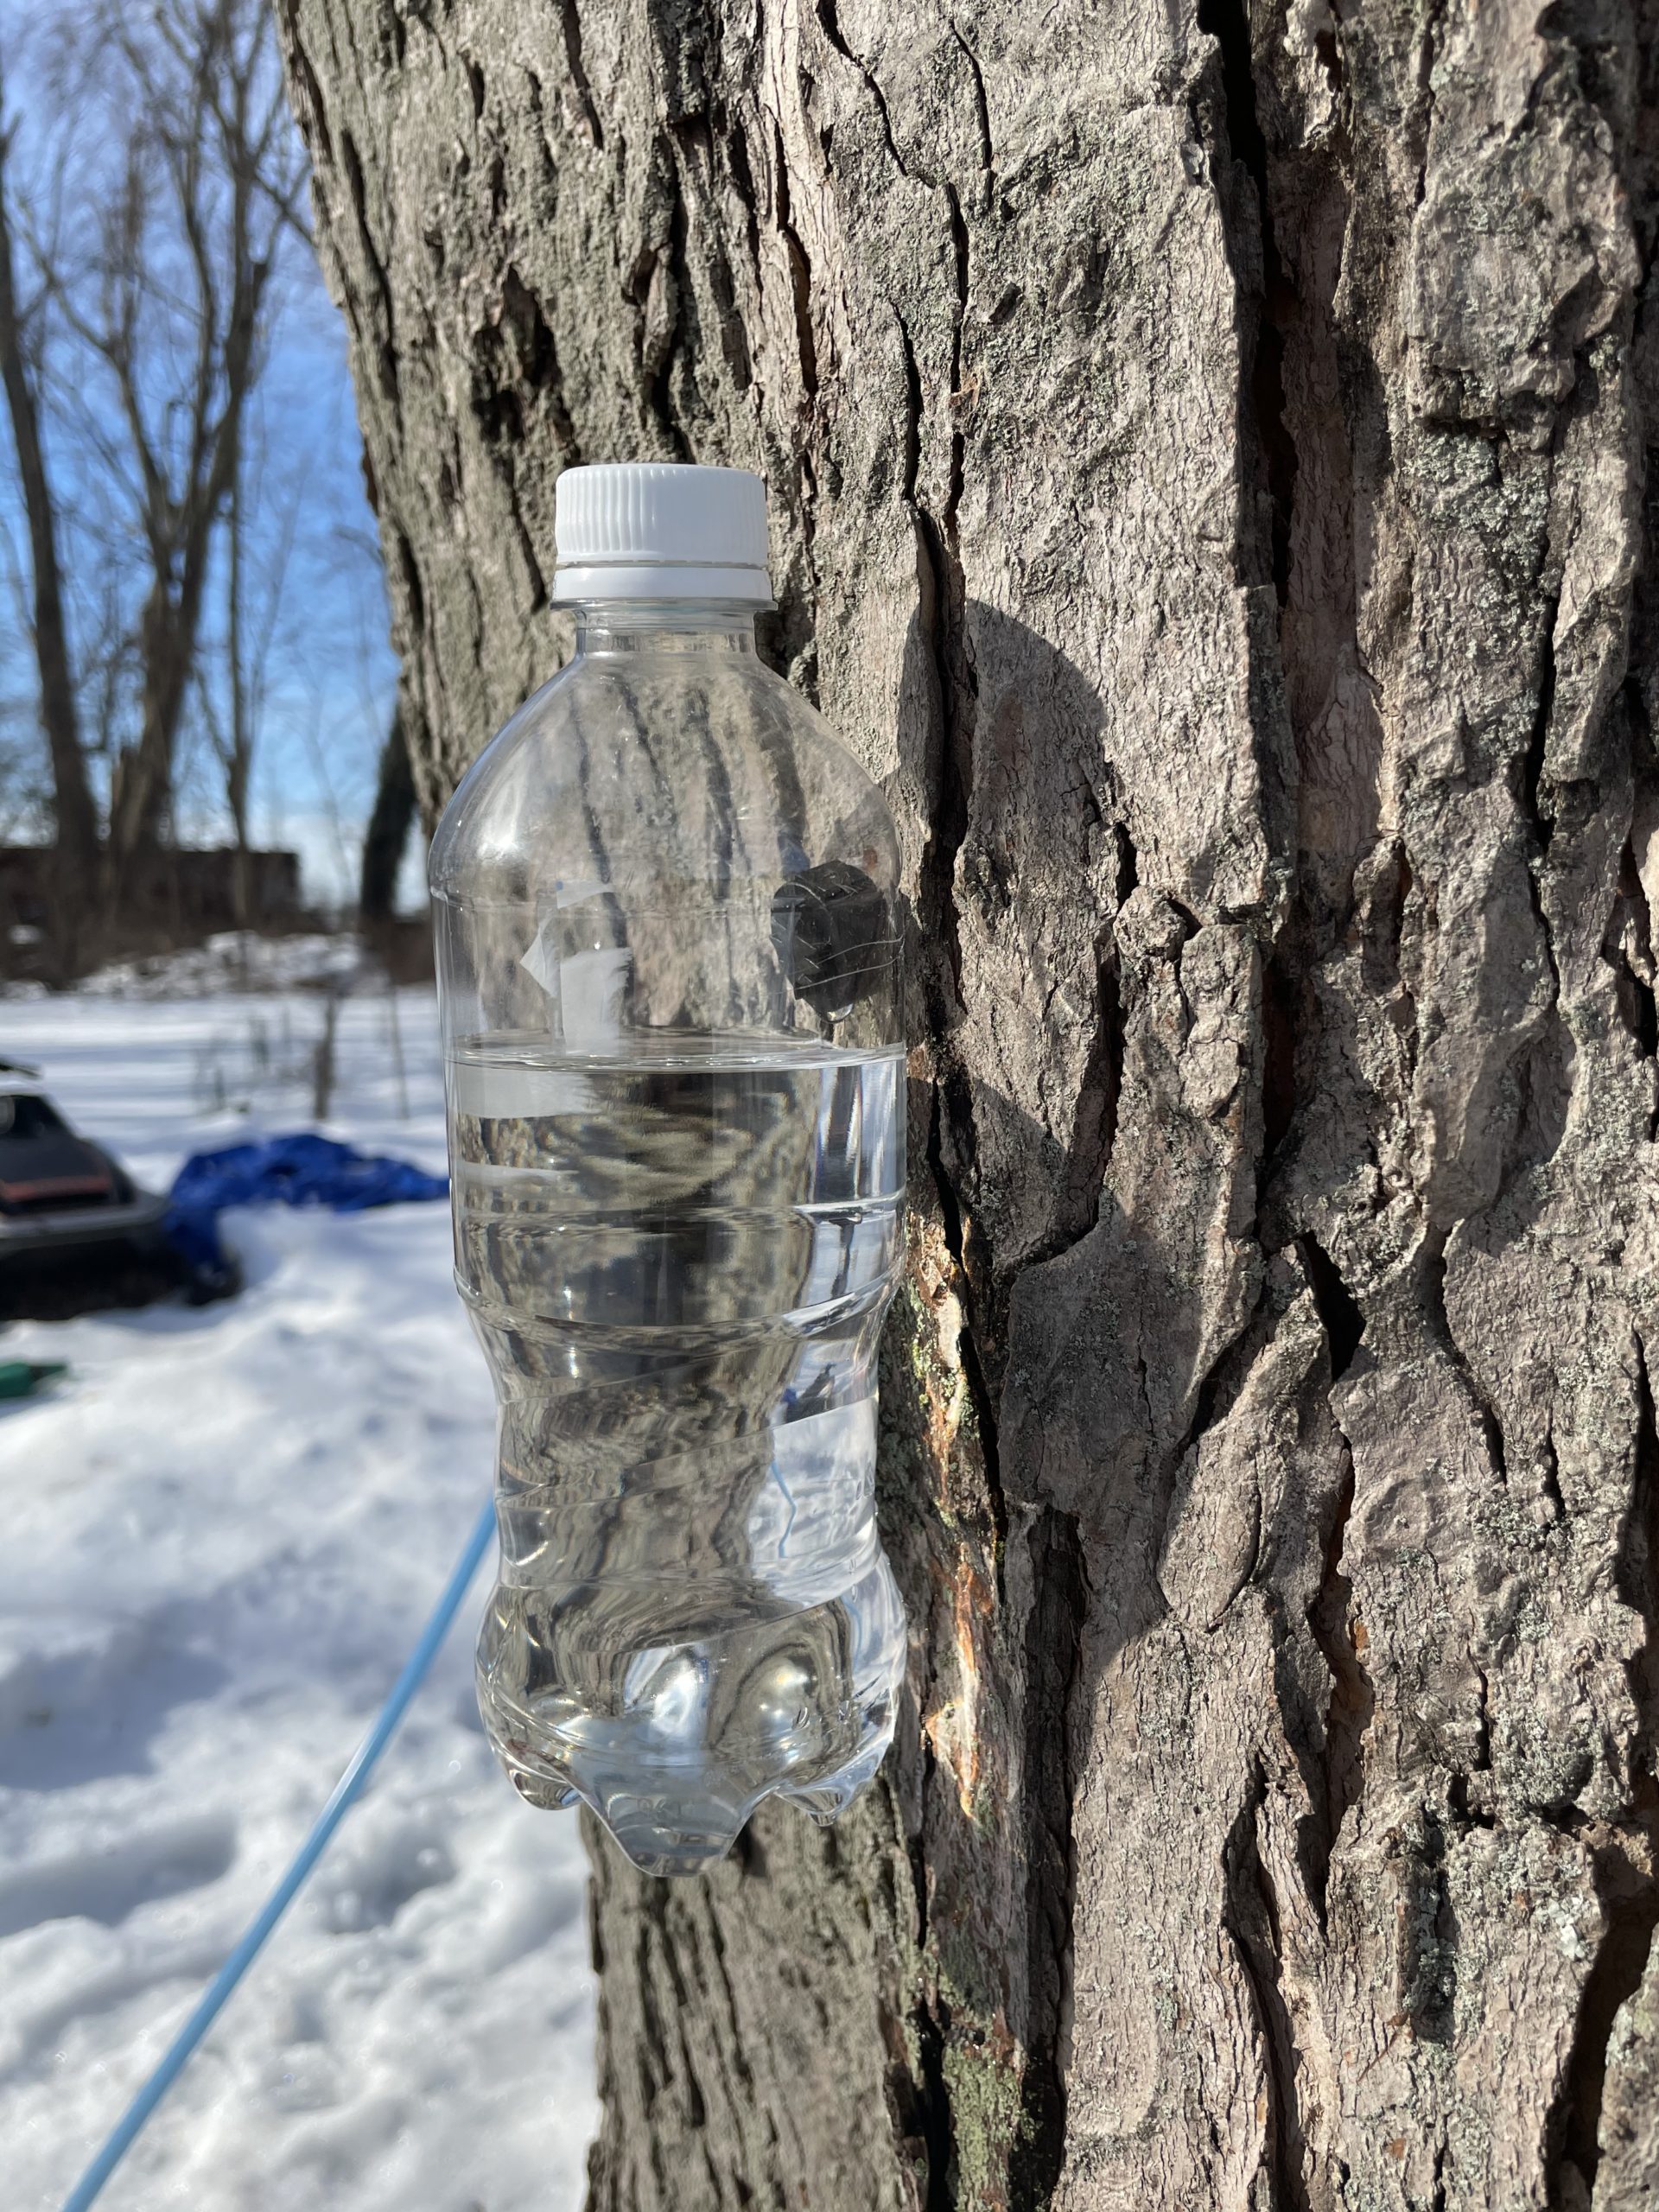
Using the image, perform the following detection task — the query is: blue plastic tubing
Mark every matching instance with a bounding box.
[60,1497,498,2212]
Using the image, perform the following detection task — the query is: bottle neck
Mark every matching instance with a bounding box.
[571,600,759,658]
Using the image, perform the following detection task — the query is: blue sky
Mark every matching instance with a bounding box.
[0,0,408,909]
[175,276,409,906]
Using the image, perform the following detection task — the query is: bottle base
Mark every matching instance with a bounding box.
[484,1706,896,1876]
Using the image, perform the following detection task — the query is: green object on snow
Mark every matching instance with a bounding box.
[0,1359,67,1399]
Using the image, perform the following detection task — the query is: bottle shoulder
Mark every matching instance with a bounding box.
[429,653,898,903]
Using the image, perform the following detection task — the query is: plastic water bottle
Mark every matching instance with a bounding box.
[430,464,907,1875]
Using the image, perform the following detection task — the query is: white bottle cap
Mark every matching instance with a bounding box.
[550,462,772,606]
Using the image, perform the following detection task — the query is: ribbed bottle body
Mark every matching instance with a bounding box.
[432,604,907,1873]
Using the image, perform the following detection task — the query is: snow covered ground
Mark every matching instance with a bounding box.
[0,956,597,2211]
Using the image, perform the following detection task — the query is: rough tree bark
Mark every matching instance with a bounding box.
[280,2,1659,2204]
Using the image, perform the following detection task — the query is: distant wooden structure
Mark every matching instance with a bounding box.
[0,845,304,978]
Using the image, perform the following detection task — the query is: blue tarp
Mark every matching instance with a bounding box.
[165,1134,448,1273]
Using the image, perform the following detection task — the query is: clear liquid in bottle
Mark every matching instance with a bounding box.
[452,1032,906,1875]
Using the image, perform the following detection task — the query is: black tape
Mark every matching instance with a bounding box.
[770,862,890,1019]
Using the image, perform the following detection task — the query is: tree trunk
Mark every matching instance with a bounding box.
[279,3,1659,2204]
[358,700,416,925]
[0,129,100,969]
[107,513,224,883]
[226,459,253,931]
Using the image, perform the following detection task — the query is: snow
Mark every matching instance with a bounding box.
[0,965,598,2211]
[67,931,366,1003]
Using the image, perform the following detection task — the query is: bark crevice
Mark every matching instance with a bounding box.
[1425,1225,1509,1481]
[1008,1508,1088,2212]
[1627,1338,1659,1763]
[1222,1764,1312,2212]
[1299,1235,1363,1382]
[1306,1441,1370,1919]
[924,1079,1005,1550]
[338,124,399,411]
[1194,0,1296,603]
[814,0,907,180]
[1548,1833,1659,2207]
[560,0,605,148]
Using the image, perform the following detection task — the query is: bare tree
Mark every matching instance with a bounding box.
[73,0,308,893]
[217,462,256,902]
[197,431,306,924]
[0,90,98,956]
[0,0,310,953]
[282,3,1659,2207]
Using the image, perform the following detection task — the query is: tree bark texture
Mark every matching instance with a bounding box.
[279,2,1659,2204]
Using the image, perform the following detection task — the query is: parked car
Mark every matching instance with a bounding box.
[0,1090,168,1262]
